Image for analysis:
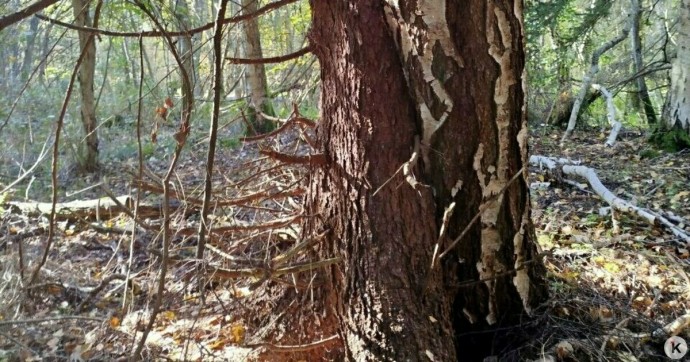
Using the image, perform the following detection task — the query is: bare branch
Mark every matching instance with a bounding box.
[259,148,326,165]
[35,0,298,38]
[227,45,312,64]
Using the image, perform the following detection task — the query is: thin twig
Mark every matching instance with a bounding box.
[228,45,312,64]
[197,0,229,304]
[246,334,339,352]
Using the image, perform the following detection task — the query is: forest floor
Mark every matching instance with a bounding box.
[1,125,689,361]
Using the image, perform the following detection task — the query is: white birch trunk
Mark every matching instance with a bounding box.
[591,84,621,147]
[561,17,631,142]
[662,0,690,133]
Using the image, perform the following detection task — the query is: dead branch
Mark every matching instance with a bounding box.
[259,148,326,165]
[136,179,305,207]
[271,231,327,265]
[100,183,159,230]
[241,116,316,142]
[246,334,339,352]
[0,136,52,194]
[227,45,312,64]
[178,214,302,237]
[438,167,526,259]
[76,274,127,312]
[0,315,105,326]
[0,0,58,31]
[206,257,340,281]
[4,195,174,223]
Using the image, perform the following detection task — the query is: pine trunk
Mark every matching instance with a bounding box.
[304,0,547,359]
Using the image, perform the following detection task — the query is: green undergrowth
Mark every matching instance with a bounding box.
[649,125,690,152]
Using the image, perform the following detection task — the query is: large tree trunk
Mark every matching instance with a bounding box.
[72,0,99,172]
[662,0,690,134]
[304,0,547,360]
[241,0,275,134]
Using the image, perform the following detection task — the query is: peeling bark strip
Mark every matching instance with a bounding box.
[383,0,464,169]
[305,0,546,360]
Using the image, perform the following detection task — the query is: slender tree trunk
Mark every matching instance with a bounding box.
[241,0,274,134]
[302,1,547,360]
[38,21,53,85]
[72,0,99,172]
[194,0,208,90]
[173,0,196,101]
[121,38,133,86]
[0,40,6,89]
[630,0,657,125]
[7,0,21,85]
[19,16,39,81]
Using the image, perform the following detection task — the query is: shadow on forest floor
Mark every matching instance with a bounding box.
[0,126,689,361]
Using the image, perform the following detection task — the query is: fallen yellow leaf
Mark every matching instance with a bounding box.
[231,324,245,344]
[109,317,120,328]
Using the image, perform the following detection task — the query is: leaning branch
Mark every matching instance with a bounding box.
[227,45,312,64]
[591,84,622,147]
[0,0,58,31]
[561,17,631,142]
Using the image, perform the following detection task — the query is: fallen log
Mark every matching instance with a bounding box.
[4,196,172,221]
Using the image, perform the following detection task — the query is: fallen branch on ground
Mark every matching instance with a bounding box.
[530,155,690,245]
[4,196,178,221]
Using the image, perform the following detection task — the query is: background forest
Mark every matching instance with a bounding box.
[0,0,689,360]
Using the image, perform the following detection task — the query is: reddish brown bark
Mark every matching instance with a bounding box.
[281,1,548,360]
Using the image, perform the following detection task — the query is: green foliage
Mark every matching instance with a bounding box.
[141,142,156,158]
[218,138,241,149]
[649,126,690,152]
[0,191,10,213]
[638,147,660,159]
[526,0,612,45]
